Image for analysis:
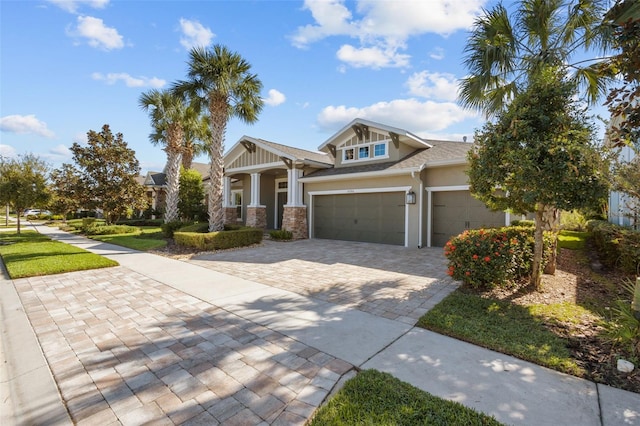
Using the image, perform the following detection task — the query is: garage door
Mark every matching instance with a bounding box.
[432,191,506,247]
[313,192,405,245]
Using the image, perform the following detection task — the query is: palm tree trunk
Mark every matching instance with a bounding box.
[182,141,194,170]
[164,125,184,223]
[208,95,227,232]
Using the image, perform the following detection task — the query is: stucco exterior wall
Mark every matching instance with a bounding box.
[424,164,469,187]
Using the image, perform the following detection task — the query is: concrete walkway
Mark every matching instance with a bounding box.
[1,225,638,425]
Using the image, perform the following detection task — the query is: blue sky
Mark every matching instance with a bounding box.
[0,0,607,174]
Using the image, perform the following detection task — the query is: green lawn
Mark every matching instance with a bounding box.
[310,369,503,426]
[558,230,589,250]
[0,231,118,278]
[88,226,167,251]
[416,292,583,376]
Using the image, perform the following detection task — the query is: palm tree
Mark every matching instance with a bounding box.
[173,45,263,232]
[139,89,191,223]
[459,0,614,286]
[459,0,613,117]
[182,114,210,170]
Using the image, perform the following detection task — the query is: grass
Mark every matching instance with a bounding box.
[416,292,583,376]
[558,230,589,250]
[89,226,167,251]
[0,231,118,278]
[310,369,503,426]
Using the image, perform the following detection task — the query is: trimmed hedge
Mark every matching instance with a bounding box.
[588,220,640,274]
[116,219,163,227]
[444,226,553,289]
[269,229,293,241]
[84,224,139,236]
[174,227,263,250]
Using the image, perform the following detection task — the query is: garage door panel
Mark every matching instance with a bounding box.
[432,191,505,247]
[314,192,405,245]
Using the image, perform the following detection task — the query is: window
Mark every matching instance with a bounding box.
[231,190,242,221]
[358,146,369,159]
[373,143,386,157]
[344,148,354,161]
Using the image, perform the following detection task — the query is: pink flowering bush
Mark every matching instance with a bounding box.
[444,226,553,289]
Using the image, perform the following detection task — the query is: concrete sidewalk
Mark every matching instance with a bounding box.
[1,224,639,425]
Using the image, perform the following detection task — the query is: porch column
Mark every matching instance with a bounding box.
[282,168,308,239]
[222,176,236,226]
[246,172,266,229]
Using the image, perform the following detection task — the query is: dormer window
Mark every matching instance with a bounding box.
[359,146,369,159]
[374,143,386,157]
[344,148,354,161]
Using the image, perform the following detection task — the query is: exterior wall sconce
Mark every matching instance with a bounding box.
[406,190,416,205]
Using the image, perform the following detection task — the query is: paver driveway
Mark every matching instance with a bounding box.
[189,239,456,324]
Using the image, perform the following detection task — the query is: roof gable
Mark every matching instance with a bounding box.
[225,136,332,170]
[318,118,432,153]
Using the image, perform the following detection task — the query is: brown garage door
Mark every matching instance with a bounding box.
[314,192,405,245]
[432,191,505,246]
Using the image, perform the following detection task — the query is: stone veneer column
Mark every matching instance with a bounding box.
[223,207,237,226]
[246,206,267,229]
[282,206,308,239]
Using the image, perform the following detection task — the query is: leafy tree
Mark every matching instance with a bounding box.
[178,167,206,220]
[604,0,640,148]
[468,69,609,288]
[173,45,263,232]
[70,124,147,224]
[613,157,640,224]
[459,0,613,116]
[0,154,50,234]
[49,163,83,222]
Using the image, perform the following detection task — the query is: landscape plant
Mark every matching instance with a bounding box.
[69,125,147,224]
[173,45,263,232]
[0,154,50,235]
[178,167,206,220]
[49,163,82,222]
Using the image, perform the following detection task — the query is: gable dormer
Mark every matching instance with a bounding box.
[318,118,432,168]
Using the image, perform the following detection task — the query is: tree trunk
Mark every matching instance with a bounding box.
[164,150,182,223]
[207,95,227,232]
[530,207,545,289]
[542,206,560,275]
[164,124,184,223]
[182,142,194,170]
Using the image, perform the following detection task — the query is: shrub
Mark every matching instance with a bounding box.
[174,227,262,251]
[560,210,587,231]
[82,218,97,232]
[84,225,139,236]
[115,218,163,227]
[178,222,208,233]
[510,219,535,227]
[444,226,553,289]
[588,220,640,274]
[161,220,185,238]
[51,215,65,221]
[603,278,640,362]
[270,229,293,241]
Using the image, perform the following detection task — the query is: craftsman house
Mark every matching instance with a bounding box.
[222,118,509,247]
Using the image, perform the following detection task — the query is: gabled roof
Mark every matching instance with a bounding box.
[225,136,333,169]
[189,162,210,178]
[144,171,166,186]
[318,118,432,151]
[301,140,472,181]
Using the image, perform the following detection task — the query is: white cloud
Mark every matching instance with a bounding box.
[0,145,17,158]
[72,132,88,145]
[0,115,56,138]
[92,72,166,88]
[406,71,459,101]
[292,0,485,69]
[179,18,215,50]
[263,89,286,106]
[336,44,409,68]
[68,15,124,50]
[317,98,478,133]
[47,0,109,13]
[49,144,71,157]
[429,47,445,60]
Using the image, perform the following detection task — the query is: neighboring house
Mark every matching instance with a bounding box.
[141,162,209,217]
[608,143,638,228]
[222,118,509,247]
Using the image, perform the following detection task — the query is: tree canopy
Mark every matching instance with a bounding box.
[0,154,50,234]
[69,124,147,223]
[468,69,610,287]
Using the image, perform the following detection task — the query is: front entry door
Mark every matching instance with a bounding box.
[277,192,287,229]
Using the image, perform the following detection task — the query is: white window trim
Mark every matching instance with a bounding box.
[339,140,389,163]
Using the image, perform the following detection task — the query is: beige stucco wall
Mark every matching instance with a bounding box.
[424,164,469,187]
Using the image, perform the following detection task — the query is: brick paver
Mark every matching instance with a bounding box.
[13,266,353,425]
[190,239,456,323]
